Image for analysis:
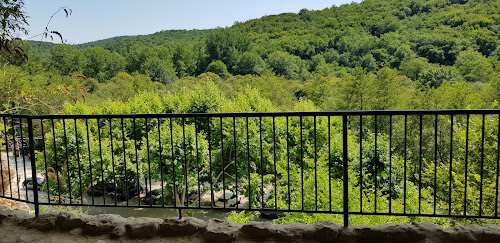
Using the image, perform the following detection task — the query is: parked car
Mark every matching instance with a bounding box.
[141,189,162,205]
[22,177,44,190]
[7,138,29,157]
[215,193,241,207]
[186,190,199,204]
[18,140,29,157]
[108,186,144,201]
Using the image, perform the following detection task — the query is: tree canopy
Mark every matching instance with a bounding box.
[2,0,500,226]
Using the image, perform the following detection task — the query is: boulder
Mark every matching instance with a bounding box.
[336,226,356,243]
[111,225,126,238]
[239,221,276,241]
[411,222,446,243]
[305,221,342,242]
[125,217,162,239]
[352,223,426,243]
[275,222,315,241]
[55,212,88,230]
[83,214,126,236]
[205,218,241,243]
[24,213,57,231]
[159,217,207,237]
[444,224,500,242]
[483,224,500,242]
[0,206,30,225]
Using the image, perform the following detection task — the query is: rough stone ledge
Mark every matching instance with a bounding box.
[1,206,500,242]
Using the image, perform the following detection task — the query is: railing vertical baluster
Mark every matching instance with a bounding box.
[374,115,377,213]
[11,118,20,199]
[74,119,83,205]
[314,116,318,211]
[434,115,438,214]
[403,115,407,214]
[359,115,363,212]
[27,118,39,216]
[19,119,28,201]
[121,118,128,207]
[273,116,277,210]
[418,115,422,214]
[109,119,116,206]
[220,117,225,209]
[496,114,500,217]
[182,117,188,208]
[464,114,470,216]
[145,118,152,207]
[479,114,485,216]
[342,115,349,227]
[53,119,61,204]
[0,119,4,198]
[234,117,239,209]
[62,119,72,204]
[246,117,251,210]
[328,116,332,212]
[300,116,304,211]
[194,117,201,208]
[389,115,392,213]
[97,118,105,205]
[449,115,453,215]
[157,118,164,208]
[259,117,264,209]
[3,117,12,198]
[207,117,213,208]
[85,119,93,205]
[133,118,140,207]
[286,116,290,211]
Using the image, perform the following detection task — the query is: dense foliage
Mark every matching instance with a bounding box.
[35,84,500,227]
[1,0,500,226]
[1,0,495,114]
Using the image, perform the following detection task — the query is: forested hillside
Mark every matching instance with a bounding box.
[2,0,500,227]
[1,0,499,114]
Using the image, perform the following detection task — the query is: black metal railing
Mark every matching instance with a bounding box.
[1,110,500,227]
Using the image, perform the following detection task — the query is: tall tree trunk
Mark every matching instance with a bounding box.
[174,159,190,217]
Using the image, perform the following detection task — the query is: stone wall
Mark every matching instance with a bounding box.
[1,206,500,242]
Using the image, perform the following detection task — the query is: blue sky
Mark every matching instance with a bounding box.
[23,0,360,44]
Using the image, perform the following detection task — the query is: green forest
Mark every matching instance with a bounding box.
[1,0,500,226]
[0,0,497,114]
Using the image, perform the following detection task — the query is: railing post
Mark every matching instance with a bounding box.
[27,117,39,217]
[342,115,349,227]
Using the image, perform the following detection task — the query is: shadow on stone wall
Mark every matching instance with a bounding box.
[1,206,500,242]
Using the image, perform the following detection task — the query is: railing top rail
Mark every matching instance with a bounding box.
[1,109,499,119]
